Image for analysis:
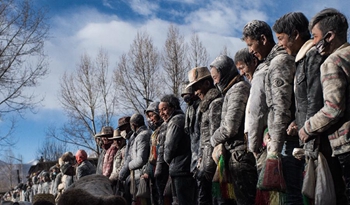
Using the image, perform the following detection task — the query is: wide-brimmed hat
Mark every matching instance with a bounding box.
[33,193,55,205]
[186,66,211,88]
[95,126,114,138]
[117,116,131,128]
[108,129,123,140]
[181,84,193,97]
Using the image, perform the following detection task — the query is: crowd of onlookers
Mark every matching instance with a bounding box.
[2,7,350,205]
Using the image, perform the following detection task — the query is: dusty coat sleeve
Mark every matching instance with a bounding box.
[119,145,131,181]
[128,131,151,170]
[52,173,62,196]
[209,99,223,136]
[210,82,250,147]
[266,55,295,153]
[304,61,347,135]
[76,162,88,180]
[109,147,125,181]
[246,67,268,153]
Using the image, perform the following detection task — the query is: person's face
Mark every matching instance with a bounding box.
[130,123,138,132]
[235,60,257,81]
[276,33,295,55]
[210,67,221,85]
[119,124,130,133]
[244,37,264,60]
[115,138,125,149]
[192,80,210,100]
[95,137,102,147]
[245,35,273,61]
[236,61,255,81]
[147,111,160,124]
[159,102,174,122]
[312,23,332,56]
[101,137,110,145]
[311,23,323,48]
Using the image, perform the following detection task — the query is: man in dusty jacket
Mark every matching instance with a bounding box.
[242,20,297,204]
[160,94,195,205]
[126,113,151,203]
[187,66,224,205]
[273,11,347,204]
[299,8,350,203]
[210,55,257,205]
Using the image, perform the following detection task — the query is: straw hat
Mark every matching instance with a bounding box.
[108,129,123,140]
[186,66,211,88]
[94,126,113,138]
[117,116,131,128]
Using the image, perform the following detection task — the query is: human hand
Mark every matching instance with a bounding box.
[253,152,259,159]
[263,131,271,146]
[299,127,310,143]
[287,121,298,136]
[196,158,202,169]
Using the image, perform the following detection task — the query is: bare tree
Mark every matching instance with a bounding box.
[0,149,20,189]
[0,0,49,145]
[36,138,67,161]
[114,30,161,113]
[162,24,188,97]
[220,45,232,57]
[54,49,116,155]
[187,33,209,68]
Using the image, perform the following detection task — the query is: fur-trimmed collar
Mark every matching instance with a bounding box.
[200,88,222,112]
[295,40,314,62]
[222,75,244,95]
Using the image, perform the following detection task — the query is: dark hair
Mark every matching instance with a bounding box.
[33,201,55,205]
[309,8,348,40]
[273,12,310,41]
[130,113,145,126]
[242,20,274,43]
[160,94,180,109]
[234,48,257,66]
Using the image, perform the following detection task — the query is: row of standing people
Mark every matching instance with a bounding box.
[95,7,350,205]
[31,150,96,204]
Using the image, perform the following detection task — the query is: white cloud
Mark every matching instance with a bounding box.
[10,0,350,163]
[280,0,350,20]
[128,0,159,16]
[33,1,266,110]
[41,9,138,110]
[167,0,197,3]
[33,0,350,112]
[184,0,268,37]
[102,0,114,9]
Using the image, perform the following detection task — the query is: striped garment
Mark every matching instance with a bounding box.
[304,42,350,156]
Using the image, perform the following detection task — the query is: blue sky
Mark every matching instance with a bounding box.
[1,0,350,163]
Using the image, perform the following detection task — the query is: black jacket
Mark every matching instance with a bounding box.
[184,99,201,173]
[198,88,223,174]
[164,109,192,177]
[294,42,326,151]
